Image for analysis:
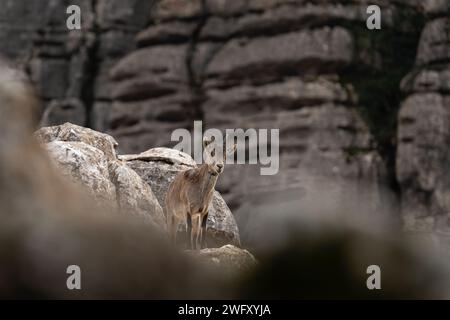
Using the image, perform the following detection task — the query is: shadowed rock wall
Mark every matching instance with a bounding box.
[397,1,450,232]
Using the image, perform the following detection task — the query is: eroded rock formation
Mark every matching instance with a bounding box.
[34,123,240,246]
[34,123,166,230]
[0,63,228,299]
[397,1,450,232]
[1,52,448,299]
[2,0,449,236]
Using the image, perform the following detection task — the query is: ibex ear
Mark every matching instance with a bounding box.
[203,135,215,148]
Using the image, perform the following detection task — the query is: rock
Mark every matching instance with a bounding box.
[98,30,137,58]
[0,65,224,298]
[1,0,441,238]
[3,0,450,298]
[416,18,450,66]
[401,67,450,94]
[204,77,390,221]
[94,59,119,100]
[109,160,166,228]
[203,3,394,40]
[124,147,241,247]
[153,0,204,21]
[109,45,189,102]
[40,98,87,127]
[105,42,196,152]
[397,93,450,232]
[136,21,197,46]
[110,46,188,84]
[120,147,197,166]
[96,0,155,30]
[422,0,449,15]
[203,78,350,125]
[29,58,69,100]
[104,93,197,154]
[35,122,119,161]
[89,0,414,237]
[45,140,117,204]
[397,10,450,232]
[205,28,353,87]
[191,244,257,277]
[35,123,166,230]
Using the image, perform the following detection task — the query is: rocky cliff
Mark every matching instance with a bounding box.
[0,0,449,239]
[397,1,450,232]
[1,29,450,299]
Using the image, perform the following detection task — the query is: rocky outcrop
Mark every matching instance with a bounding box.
[35,122,119,160]
[0,64,229,299]
[34,124,240,245]
[34,123,166,230]
[122,148,241,247]
[397,1,450,232]
[2,0,440,238]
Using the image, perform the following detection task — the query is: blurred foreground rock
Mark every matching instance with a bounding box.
[238,228,450,299]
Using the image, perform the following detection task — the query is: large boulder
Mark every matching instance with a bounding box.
[122,147,241,247]
[109,160,165,226]
[45,140,117,204]
[35,123,166,230]
[35,122,119,161]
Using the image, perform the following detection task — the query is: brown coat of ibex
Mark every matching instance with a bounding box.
[165,135,236,249]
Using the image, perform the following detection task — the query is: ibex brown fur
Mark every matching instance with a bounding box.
[165,136,236,249]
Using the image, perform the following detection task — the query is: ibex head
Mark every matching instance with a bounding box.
[202,135,236,176]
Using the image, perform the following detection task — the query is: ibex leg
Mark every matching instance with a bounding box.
[201,212,208,249]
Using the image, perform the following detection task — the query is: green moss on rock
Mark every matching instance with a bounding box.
[339,7,425,191]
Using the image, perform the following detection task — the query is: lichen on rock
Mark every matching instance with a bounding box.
[35,123,166,231]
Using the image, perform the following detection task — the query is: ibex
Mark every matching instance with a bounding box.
[165,135,236,250]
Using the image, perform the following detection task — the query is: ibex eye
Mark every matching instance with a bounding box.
[211,149,215,157]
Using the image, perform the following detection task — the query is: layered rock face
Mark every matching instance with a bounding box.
[0,0,157,128]
[397,1,450,232]
[3,0,442,239]
[103,1,423,231]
